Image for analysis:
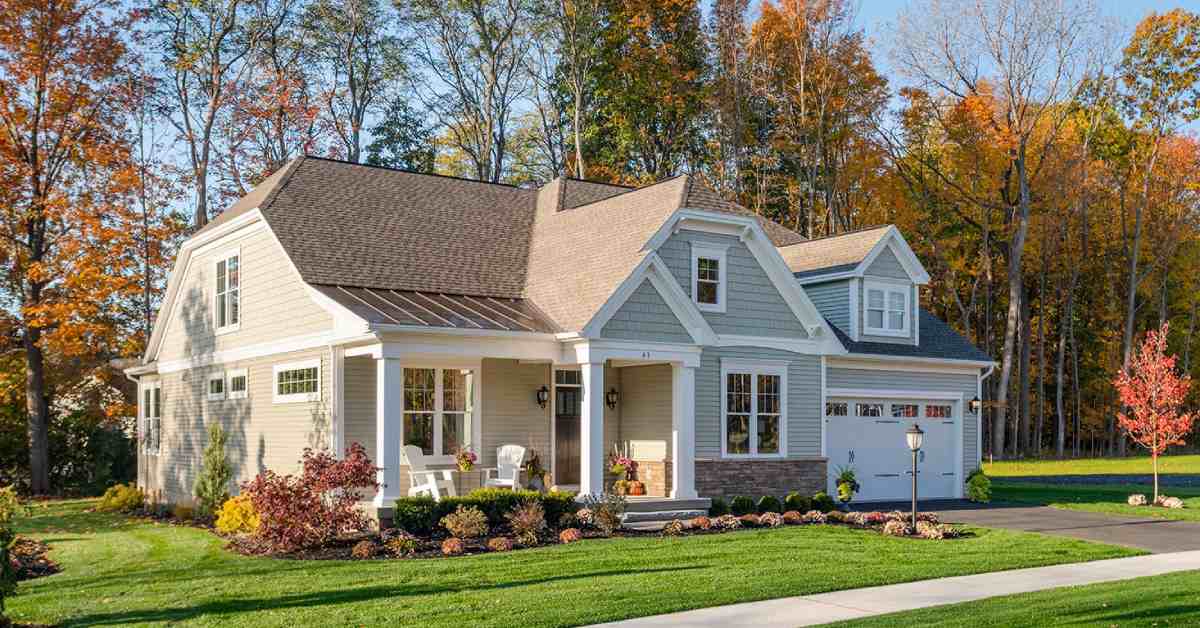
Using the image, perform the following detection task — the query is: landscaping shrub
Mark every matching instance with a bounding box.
[574,507,593,527]
[215,495,260,535]
[882,520,910,537]
[826,510,846,523]
[441,537,465,556]
[712,514,741,530]
[835,466,860,505]
[810,491,836,513]
[844,511,864,525]
[783,492,810,513]
[506,500,546,546]
[171,504,195,521]
[738,513,760,526]
[351,539,379,559]
[756,495,783,514]
[241,443,378,553]
[559,527,582,544]
[966,468,991,503]
[97,483,144,513]
[1159,496,1185,509]
[193,423,233,518]
[661,520,685,536]
[392,489,577,535]
[916,521,960,540]
[689,515,712,530]
[385,532,420,557]
[580,492,625,536]
[707,497,729,517]
[0,487,20,525]
[782,510,803,525]
[759,512,783,527]
[558,512,578,529]
[486,536,513,552]
[802,510,826,524]
[440,505,488,539]
[391,495,438,535]
[730,495,756,516]
[0,408,136,496]
[0,485,20,625]
[1128,493,1148,506]
[863,512,887,526]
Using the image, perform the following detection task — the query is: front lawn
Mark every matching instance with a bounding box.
[984,454,1200,477]
[9,500,1139,627]
[828,569,1200,627]
[992,482,1200,522]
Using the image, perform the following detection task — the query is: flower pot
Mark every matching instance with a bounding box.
[628,481,646,496]
[457,463,473,472]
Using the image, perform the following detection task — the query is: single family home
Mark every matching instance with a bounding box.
[125,156,994,518]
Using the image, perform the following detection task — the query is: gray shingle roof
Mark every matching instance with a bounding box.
[828,309,992,363]
[777,226,891,277]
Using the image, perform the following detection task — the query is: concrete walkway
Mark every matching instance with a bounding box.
[592,551,1200,628]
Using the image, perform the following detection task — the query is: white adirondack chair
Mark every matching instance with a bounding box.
[403,445,457,500]
[484,445,526,490]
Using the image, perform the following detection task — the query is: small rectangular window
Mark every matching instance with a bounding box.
[215,252,240,331]
[142,383,162,455]
[891,403,919,418]
[696,258,720,304]
[228,369,248,399]
[926,404,953,418]
[207,374,226,401]
[555,369,581,387]
[273,361,320,403]
[692,244,728,312]
[865,281,909,335]
[825,401,848,416]
[855,402,883,417]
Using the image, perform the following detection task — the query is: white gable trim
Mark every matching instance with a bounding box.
[582,253,717,345]
[857,227,931,285]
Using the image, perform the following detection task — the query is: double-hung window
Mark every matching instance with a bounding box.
[864,281,908,336]
[721,360,787,457]
[403,367,474,459]
[273,360,320,403]
[214,252,240,332]
[141,382,162,455]
[207,373,226,401]
[691,243,728,312]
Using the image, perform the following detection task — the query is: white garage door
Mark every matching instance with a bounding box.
[825,397,960,501]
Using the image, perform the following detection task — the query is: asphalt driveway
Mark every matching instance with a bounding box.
[876,500,1200,554]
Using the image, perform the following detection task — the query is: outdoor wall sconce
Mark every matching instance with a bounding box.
[605,388,619,409]
[968,396,982,414]
[536,386,549,408]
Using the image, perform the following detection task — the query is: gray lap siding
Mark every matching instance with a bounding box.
[599,278,693,343]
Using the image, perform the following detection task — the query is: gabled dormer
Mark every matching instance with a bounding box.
[780,226,930,346]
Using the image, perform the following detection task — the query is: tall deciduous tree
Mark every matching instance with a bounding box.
[0,0,146,493]
[1114,323,1197,501]
[541,0,604,178]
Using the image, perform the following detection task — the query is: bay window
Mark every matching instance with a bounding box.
[403,367,474,458]
[721,359,787,457]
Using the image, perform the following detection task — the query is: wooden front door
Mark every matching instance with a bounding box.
[555,386,582,485]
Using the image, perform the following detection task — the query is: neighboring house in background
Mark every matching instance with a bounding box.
[125,157,993,516]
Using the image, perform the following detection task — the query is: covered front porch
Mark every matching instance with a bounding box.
[332,334,703,512]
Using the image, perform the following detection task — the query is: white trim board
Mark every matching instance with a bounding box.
[152,331,334,374]
[829,355,994,373]
[825,388,966,401]
[582,253,718,345]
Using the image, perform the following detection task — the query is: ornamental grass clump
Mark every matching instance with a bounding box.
[486,536,513,552]
[385,532,419,557]
[440,505,488,539]
[506,499,546,546]
[758,511,783,527]
[581,493,625,536]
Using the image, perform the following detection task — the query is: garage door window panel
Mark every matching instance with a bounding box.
[855,402,883,418]
[891,403,918,418]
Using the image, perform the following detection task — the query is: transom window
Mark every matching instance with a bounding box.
[691,243,728,312]
[403,367,474,458]
[141,382,161,455]
[215,252,240,331]
[273,360,320,403]
[865,281,908,336]
[721,360,786,457]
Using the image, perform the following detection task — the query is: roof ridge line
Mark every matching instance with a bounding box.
[781,225,892,247]
[301,155,533,190]
[556,173,689,213]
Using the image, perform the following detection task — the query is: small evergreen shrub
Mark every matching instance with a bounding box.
[559,527,582,544]
[756,495,783,514]
[351,539,379,559]
[193,423,233,518]
[782,510,803,525]
[440,505,488,539]
[215,495,260,535]
[810,491,836,513]
[707,497,729,517]
[966,468,991,503]
[97,483,144,513]
[486,536,513,552]
[784,492,810,513]
[506,500,546,546]
[730,495,756,516]
[391,495,438,535]
[661,520,685,536]
[391,489,577,534]
[441,537,465,556]
[759,511,783,527]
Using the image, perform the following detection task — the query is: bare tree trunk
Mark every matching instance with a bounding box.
[25,324,49,494]
[1018,292,1032,456]
[1055,287,1068,459]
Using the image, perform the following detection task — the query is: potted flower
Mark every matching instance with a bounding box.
[455,448,477,472]
[835,466,860,510]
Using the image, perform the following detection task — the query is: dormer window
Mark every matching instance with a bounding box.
[691,243,728,313]
[214,251,240,333]
[864,281,909,336]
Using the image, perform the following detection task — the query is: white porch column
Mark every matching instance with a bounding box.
[671,363,699,499]
[579,361,606,497]
[373,357,403,507]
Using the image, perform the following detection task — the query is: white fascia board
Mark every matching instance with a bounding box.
[580,252,718,346]
[794,270,860,285]
[858,227,931,285]
[826,387,965,401]
[367,329,560,363]
[829,354,995,373]
[716,334,846,355]
[155,330,334,374]
[564,337,703,369]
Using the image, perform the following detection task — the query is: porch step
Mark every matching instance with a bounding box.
[623,498,711,513]
[622,509,708,525]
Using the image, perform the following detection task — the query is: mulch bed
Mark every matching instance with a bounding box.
[11,537,59,581]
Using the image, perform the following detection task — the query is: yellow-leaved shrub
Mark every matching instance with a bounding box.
[215,495,260,535]
[97,483,144,513]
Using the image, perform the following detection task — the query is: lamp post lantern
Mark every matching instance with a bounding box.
[905,423,924,531]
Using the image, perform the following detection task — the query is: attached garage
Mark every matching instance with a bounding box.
[824,394,963,501]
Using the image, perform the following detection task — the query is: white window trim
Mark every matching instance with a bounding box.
[206,373,226,401]
[228,368,248,400]
[720,358,788,458]
[213,247,241,335]
[691,243,728,313]
[141,381,162,456]
[273,359,321,403]
[402,367,476,464]
[863,279,910,337]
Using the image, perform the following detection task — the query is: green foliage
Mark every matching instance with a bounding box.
[391,489,578,536]
[0,408,135,495]
[966,468,992,503]
[580,492,626,537]
[707,497,729,517]
[440,505,488,539]
[835,466,860,504]
[390,495,438,535]
[811,491,836,513]
[193,423,233,518]
[729,495,756,516]
[756,495,783,514]
[366,97,436,172]
[215,496,260,535]
[784,492,810,513]
[0,485,18,622]
[0,486,19,525]
[97,483,143,513]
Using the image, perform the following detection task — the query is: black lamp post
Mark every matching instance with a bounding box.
[905,423,925,530]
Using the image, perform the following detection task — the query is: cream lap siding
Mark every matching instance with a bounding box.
[342,356,377,458]
[480,359,552,469]
[825,366,981,479]
[803,280,851,331]
[618,364,673,457]
[600,279,693,343]
[139,347,332,506]
[695,347,822,460]
[156,226,333,362]
[658,230,809,338]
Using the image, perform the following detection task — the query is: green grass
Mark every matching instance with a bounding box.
[829,569,1200,627]
[984,454,1200,477]
[8,500,1139,628]
[992,481,1200,522]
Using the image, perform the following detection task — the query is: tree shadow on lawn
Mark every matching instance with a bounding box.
[1077,605,1200,626]
[55,565,706,626]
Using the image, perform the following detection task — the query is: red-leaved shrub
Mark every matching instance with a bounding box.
[241,443,379,553]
